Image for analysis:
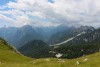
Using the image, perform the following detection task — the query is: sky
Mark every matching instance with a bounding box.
[0,0,100,27]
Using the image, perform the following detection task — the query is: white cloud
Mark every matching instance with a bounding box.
[0,0,100,27]
[0,14,14,23]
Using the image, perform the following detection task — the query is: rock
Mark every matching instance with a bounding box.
[76,61,80,65]
[45,59,50,61]
[55,53,63,58]
[83,58,88,62]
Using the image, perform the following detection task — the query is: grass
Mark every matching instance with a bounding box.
[0,39,100,67]
[0,52,100,67]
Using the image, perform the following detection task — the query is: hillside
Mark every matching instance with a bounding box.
[52,28,100,59]
[0,37,100,67]
[18,40,51,58]
[0,37,31,62]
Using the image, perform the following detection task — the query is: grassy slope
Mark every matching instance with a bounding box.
[0,38,31,66]
[0,38,100,67]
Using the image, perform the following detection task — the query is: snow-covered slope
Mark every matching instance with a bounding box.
[54,32,86,46]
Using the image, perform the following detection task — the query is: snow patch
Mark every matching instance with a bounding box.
[54,32,86,46]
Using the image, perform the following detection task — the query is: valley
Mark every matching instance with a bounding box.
[0,37,100,67]
[0,25,100,67]
[0,0,100,67]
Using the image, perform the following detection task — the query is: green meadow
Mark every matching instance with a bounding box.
[0,38,100,67]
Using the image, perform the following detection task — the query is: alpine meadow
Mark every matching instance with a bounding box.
[0,0,100,67]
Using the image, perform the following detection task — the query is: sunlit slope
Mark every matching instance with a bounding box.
[0,37,30,62]
[32,52,100,67]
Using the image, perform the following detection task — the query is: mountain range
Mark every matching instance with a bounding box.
[0,25,94,47]
[0,25,43,48]
[0,25,100,59]
[52,28,100,58]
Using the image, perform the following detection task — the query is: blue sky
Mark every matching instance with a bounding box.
[0,0,53,6]
[0,0,15,5]
[48,0,54,3]
[0,0,100,27]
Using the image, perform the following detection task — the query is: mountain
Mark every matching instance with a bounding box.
[18,40,51,58]
[52,28,100,59]
[0,25,75,48]
[18,26,96,59]
[0,25,95,49]
[34,26,57,42]
[49,26,94,45]
[0,25,44,48]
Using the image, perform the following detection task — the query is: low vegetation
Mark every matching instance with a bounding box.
[0,37,100,67]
